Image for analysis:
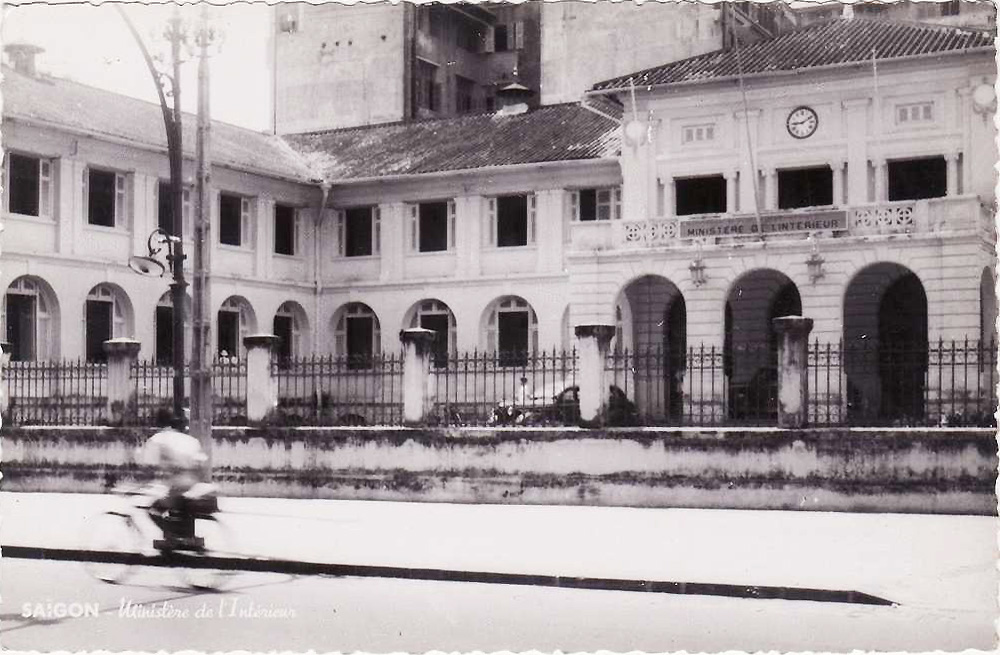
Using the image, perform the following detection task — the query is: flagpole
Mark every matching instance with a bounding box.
[734,31,763,238]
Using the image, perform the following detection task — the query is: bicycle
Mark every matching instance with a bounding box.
[80,482,236,590]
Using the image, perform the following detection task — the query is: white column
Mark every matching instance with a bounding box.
[103,338,141,424]
[735,109,761,213]
[454,195,480,279]
[254,195,273,279]
[832,161,845,207]
[379,202,404,282]
[574,324,615,425]
[873,158,887,203]
[537,189,563,274]
[945,152,960,197]
[725,171,737,214]
[842,98,871,206]
[764,168,778,211]
[400,328,435,424]
[243,334,278,422]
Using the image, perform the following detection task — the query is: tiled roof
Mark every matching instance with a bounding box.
[2,66,317,182]
[591,18,994,93]
[283,103,621,183]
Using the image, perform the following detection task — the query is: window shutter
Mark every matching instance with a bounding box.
[514,21,524,50]
[241,197,252,248]
[613,187,622,220]
[408,204,418,251]
[114,173,127,227]
[527,193,537,244]
[39,159,52,217]
[569,190,579,222]
[373,206,381,255]
[447,199,456,250]
[293,208,301,256]
[335,210,345,256]
[487,197,496,246]
[483,26,495,53]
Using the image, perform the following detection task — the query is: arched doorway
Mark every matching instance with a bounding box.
[844,263,928,424]
[616,276,686,422]
[724,269,802,422]
[3,276,59,361]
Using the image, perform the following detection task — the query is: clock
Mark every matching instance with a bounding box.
[786,106,818,139]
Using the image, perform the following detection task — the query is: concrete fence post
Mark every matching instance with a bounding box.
[400,328,436,425]
[102,338,141,424]
[574,324,616,425]
[244,334,279,422]
[772,316,814,428]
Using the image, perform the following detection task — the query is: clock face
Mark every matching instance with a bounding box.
[786,106,818,139]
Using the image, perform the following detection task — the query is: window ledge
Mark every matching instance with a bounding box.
[491,244,538,251]
[218,243,255,253]
[409,249,455,257]
[84,224,129,235]
[273,252,302,261]
[3,211,56,224]
[338,254,381,261]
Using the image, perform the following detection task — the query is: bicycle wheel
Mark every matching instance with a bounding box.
[176,515,238,590]
[80,511,143,584]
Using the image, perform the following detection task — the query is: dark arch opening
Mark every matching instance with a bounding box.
[618,275,686,423]
[724,270,802,423]
[844,263,928,424]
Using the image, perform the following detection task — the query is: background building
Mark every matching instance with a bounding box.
[271,1,795,133]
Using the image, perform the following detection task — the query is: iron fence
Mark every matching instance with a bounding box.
[809,338,997,427]
[212,357,248,425]
[2,359,107,425]
[273,352,404,425]
[131,360,187,425]
[430,349,578,426]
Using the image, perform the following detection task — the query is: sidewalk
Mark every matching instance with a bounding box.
[1,491,996,613]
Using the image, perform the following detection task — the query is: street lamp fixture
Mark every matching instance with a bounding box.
[128,227,187,427]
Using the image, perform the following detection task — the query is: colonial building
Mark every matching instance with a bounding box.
[2,16,997,424]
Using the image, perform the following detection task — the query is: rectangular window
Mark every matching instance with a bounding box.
[414,60,440,113]
[941,0,960,15]
[7,153,51,217]
[675,175,727,216]
[87,169,125,227]
[273,314,294,362]
[409,200,453,252]
[339,206,380,257]
[219,192,252,247]
[777,166,834,209]
[217,310,239,357]
[6,293,36,361]
[494,24,510,52]
[420,313,450,368]
[455,75,475,114]
[888,157,947,201]
[346,315,374,370]
[155,305,173,365]
[896,102,934,125]
[572,187,622,222]
[457,18,482,52]
[489,194,534,247]
[498,311,529,367]
[85,299,112,362]
[682,124,716,144]
[274,203,297,256]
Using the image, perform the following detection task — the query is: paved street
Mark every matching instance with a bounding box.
[1,492,997,651]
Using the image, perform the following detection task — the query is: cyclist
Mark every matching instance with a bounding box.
[141,412,212,549]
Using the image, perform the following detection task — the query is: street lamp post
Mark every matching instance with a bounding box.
[118,8,187,427]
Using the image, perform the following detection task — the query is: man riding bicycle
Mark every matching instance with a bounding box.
[141,411,215,549]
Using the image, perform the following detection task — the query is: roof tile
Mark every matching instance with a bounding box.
[591,18,994,92]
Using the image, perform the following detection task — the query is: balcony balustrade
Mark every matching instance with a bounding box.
[570,195,992,251]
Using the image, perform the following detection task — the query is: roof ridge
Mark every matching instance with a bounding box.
[286,101,594,138]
